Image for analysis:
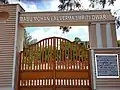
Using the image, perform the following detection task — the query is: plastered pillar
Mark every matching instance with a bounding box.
[110,23,117,47]
[0,4,24,90]
[89,23,103,48]
[17,25,24,52]
[89,22,117,48]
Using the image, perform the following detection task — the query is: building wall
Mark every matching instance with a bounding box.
[0,4,24,90]
[92,48,120,90]
[17,25,24,52]
[0,4,119,90]
[89,22,117,48]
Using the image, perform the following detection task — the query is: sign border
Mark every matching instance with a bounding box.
[95,54,119,78]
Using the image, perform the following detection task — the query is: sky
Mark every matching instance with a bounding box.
[8,0,120,41]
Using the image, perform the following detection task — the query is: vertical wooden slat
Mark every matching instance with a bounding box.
[22,50,25,70]
[61,39,63,70]
[47,79,48,86]
[84,57,86,70]
[37,43,39,70]
[20,80,22,86]
[42,40,44,70]
[75,79,77,86]
[25,49,27,70]
[70,42,72,69]
[38,79,40,86]
[45,39,47,70]
[50,38,52,70]
[30,46,32,70]
[29,47,32,70]
[42,79,43,86]
[48,39,50,70]
[76,45,78,70]
[30,46,33,70]
[40,79,42,85]
[28,47,30,70]
[35,79,37,86]
[71,79,73,86]
[79,79,81,86]
[83,49,86,70]
[26,49,28,70]
[64,40,66,70]
[42,79,44,86]
[35,43,38,70]
[82,49,84,70]
[40,42,42,70]
[68,41,70,70]
[21,52,23,70]
[34,45,36,70]
[38,42,40,70]
[26,80,28,86]
[61,40,64,70]
[29,79,31,86]
[59,39,61,70]
[53,37,56,90]
[33,45,35,70]
[56,38,58,70]
[78,45,81,70]
[73,43,76,70]
[59,79,61,86]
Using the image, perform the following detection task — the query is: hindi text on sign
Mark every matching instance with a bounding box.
[20,14,107,22]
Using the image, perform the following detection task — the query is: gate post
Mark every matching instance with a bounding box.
[89,21,117,48]
[0,4,24,90]
[90,49,96,90]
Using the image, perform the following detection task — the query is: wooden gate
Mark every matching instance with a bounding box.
[18,37,92,90]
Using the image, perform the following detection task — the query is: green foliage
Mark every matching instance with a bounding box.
[60,26,71,33]
[58,0,120,32]
[118,40,120,47]
[89,0,116,8]
[58,0,117,12]
[58,0,82,33]
[58,0,82,11]
[22,37,88,66]
[0,0,8,4]
[74,37,81,43]
[23,29,37,49]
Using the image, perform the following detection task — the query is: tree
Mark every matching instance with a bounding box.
[60,26,71,33]
[113,9,120,29]
[0,0,8,4]
[58,0,82,33]
[58,0,120,32]
[118,40,120,47]
[73,37,81,43]
[89,0,120,29]
[58,0,82,11]
[89,0,116,8]
[23,29,37,49]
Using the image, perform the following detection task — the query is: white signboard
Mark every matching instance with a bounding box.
[95,54,119,78]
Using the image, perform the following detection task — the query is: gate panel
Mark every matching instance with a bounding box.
[20,71,53,79]
[20,87,53,90]
[18,37,92,90]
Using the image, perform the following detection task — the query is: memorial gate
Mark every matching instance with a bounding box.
[0,4,120,90]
